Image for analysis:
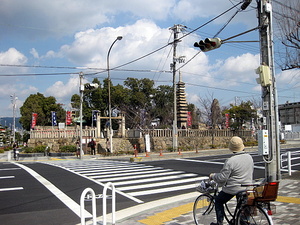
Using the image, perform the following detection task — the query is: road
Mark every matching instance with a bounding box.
[0,147,299,224]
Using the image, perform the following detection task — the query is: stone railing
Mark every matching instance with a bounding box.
[142,129,253,138]
[30,128,253,139]
[30,129,98,139]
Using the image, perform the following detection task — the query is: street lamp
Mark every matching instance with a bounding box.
[107,36,122,153]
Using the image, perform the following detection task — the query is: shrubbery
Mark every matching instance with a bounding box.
[22,145,47,153]
[60,145,76,152]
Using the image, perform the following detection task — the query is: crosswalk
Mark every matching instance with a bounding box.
[44,160,205,199]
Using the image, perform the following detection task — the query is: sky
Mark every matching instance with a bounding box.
[0,0,299,118]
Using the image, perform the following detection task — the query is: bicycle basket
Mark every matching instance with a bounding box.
[254,182,279,202]
[196,180,216,193]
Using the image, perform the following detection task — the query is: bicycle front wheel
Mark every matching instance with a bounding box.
[193,194,215,225]
[236,205,272,225]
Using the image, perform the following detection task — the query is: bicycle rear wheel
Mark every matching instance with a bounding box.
[193,194,215,225]
[235,205,272,225]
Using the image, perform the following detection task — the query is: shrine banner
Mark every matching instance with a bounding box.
[31,113,38,129]
[52,111,57,126]
[187,111,192,127]
[225,113,230,128]
[66,111,72,125]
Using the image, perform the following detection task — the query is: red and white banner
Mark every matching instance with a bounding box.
[31,113,38,129]
[66,111,72,125]
[225,113,230,128]
[187,111,192,127]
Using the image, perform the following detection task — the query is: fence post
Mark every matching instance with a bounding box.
[80,188,97,225]
[103,182,116,225]
[288,151,292,176]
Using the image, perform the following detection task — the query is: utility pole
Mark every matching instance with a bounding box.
[170,24,185,151]
[10,93,17,143]
[257,0,281,182]
[79,73,84,159]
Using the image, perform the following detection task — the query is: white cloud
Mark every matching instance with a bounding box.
[30,48,39,59]
[0,48,27,66]
[45,75,79,102]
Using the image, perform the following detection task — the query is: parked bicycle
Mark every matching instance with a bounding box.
[193,179,279,225]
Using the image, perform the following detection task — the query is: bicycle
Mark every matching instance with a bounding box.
[193,179,279,225]
[13,148,19,161]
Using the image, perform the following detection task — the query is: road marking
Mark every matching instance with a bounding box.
[94,171,183,182]
[0,168,21,171]
[128,183,197,196]
[89,168,172,179]
[0,176,15,179]
[0,187,23,192]
[13,162,91,218]
[43,161,144,204]
[175,158,268,170]
[118,177,200,191]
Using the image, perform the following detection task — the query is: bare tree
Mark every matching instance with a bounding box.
[273,0,300,70]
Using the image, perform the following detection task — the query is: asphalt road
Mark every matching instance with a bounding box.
[0,147,299,225]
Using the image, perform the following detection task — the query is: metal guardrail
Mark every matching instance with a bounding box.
[80,182,116,225]
[281,150,300,176]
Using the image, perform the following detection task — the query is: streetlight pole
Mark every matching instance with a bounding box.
[107,36,122,153]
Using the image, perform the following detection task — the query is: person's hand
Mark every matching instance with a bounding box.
[209,173,215,180]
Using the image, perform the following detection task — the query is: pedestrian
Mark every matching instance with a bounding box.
[12,142,18,160]
[106,138,111,153]
[76,140,80,158]
[209,136,254,225]
[88,139,96,155]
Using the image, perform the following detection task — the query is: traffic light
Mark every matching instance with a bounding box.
[84,83,99,90]
[255,65,272,87]
[241,0,252,10]
[194,38,222,52]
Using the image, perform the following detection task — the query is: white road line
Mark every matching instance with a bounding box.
[118,176,205,191]
[77,166,157,175]
[175,158,267,170]
[0,187,23,192]
[0,168,21,171]
[94,171,183,182]
[14,163,91,218]
[114,173,197,186]
[0,176,15,179]
[89,168,172,179]
[128,183,196,196]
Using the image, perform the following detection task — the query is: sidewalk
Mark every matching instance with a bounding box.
[117,176,300,225]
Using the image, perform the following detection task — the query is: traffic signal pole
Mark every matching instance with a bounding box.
[257,0,281,182]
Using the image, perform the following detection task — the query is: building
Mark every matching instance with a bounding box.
[278,101,300,125]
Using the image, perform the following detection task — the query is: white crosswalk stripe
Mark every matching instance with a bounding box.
[44,160,205,198]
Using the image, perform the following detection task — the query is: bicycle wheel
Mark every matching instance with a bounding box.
[193,194,215,225]
[235,205,272,225]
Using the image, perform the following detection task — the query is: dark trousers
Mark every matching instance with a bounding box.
[215,191,234,224]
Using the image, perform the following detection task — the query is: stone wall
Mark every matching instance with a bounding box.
[28,135,255,153]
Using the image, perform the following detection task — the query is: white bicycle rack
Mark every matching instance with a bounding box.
[80,182,116,225]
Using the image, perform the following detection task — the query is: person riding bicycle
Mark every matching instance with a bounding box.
[209,136,254,225]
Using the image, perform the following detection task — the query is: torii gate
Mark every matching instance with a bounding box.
[96,112,126,138]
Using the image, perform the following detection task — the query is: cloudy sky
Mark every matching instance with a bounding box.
[0,0,299,118]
